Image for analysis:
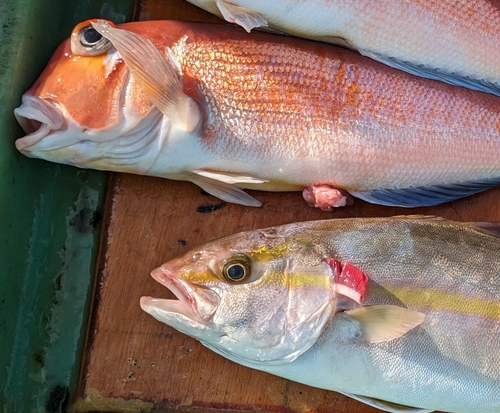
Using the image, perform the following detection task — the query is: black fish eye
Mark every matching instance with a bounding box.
[222,254,251,282]
[83,28,102,44]
[78,24,110,52]
[226,263,246,280]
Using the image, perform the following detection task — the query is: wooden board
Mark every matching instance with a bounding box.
[73,1,500,412]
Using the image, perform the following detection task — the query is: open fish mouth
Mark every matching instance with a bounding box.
[14,95,64,152]
[140,267,206,324]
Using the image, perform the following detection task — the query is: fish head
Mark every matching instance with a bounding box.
[14,19,159,173]
[141,226,337,365]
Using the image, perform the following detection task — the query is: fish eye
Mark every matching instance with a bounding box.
[76,24,112,55]
[222,254,251,282]
[82,27,103,45]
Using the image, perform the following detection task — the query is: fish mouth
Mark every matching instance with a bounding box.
[14,95,65,152]
[140,267,206,324]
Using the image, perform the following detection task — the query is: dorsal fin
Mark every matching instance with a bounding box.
[390,215,500,238]
[391,215,448,221]
[466,222,500,238]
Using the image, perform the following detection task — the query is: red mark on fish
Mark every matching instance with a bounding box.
[327,258,368,304]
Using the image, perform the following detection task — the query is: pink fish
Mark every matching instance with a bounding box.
[14,19,500,210]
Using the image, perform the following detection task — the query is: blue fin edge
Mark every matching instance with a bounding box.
[349,178,500,208]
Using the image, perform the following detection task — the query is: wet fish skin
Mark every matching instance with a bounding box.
[187,0,500,96]
[14,20,500,209]
[141,217,500,413]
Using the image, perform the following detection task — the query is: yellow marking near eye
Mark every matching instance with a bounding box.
[250,243,292,261]
[181,268,219,283]
[181,266,500,319]
[181,261,332,290]
[249,237,319,261]
[370,286,500,320]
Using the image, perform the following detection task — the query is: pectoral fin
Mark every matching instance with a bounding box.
[344,305,425,343]
[190,173,262,207]
[216,0,268,32]
[92,21,201,132]
[340,392,434,413]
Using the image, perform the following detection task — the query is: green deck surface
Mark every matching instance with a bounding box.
[0,1,133,411]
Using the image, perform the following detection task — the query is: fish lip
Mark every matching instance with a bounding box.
[142,267,205,323]
[14,95,64,151]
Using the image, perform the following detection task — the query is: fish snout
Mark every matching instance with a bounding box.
[141,266,206,324]
[148,265,219,323]
[14,95,64,152]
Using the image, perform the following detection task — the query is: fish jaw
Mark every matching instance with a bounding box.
[14,95,65,152]
[145,266,221,323]
[140,266,242,359]
[14,90,169,173]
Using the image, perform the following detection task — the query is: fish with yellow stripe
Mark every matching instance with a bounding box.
[141,216,500,413]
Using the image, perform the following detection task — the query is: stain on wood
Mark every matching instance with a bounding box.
[74,1,500,412]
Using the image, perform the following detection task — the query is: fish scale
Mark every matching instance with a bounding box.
[172,31,500,189]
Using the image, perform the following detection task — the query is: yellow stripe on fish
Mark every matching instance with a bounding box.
[370,285,500,320]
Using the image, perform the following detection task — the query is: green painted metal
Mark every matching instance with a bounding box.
[0,1,133,412]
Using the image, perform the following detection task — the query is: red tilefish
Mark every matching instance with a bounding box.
[14,20,500,209]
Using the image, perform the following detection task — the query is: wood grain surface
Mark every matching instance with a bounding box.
[73,1,500,412]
